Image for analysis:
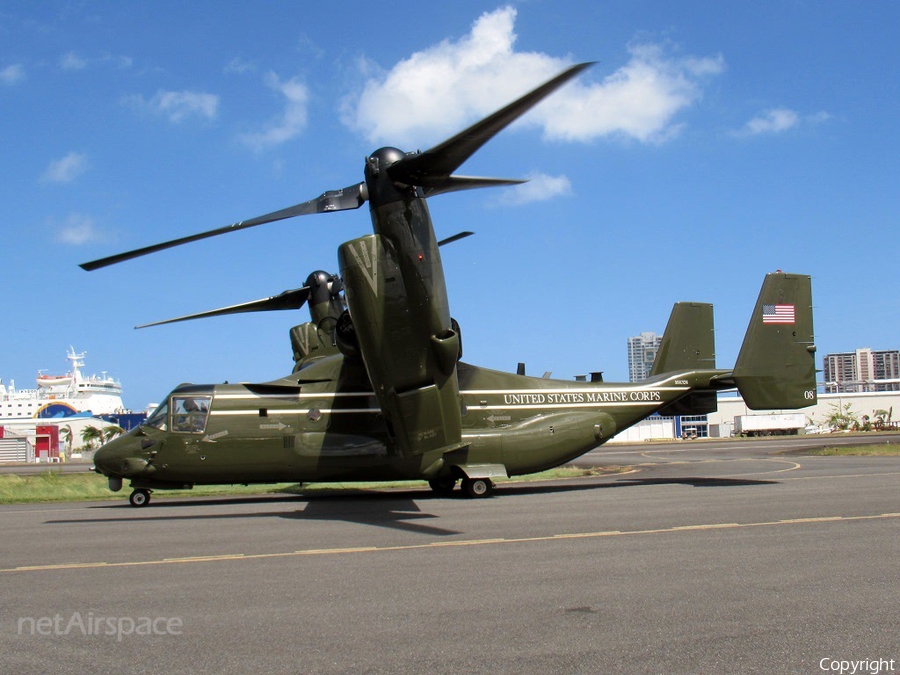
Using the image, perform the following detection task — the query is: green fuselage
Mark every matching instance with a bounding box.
[94,354,728,488]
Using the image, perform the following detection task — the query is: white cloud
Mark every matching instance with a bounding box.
[296,35,325,61]
[60,51,88,71]
[112,55,133,69]
[60,52,132,71]
[225,57,258,75]
[498,172,572,206]
[54,214,103,245]
[539,43,725,143]
[128,89,219,123]
[41,152,90,184]
[240,72,309,151]
[740,108,800,136]
[155,90,218,122]
[1,64,25,85]
[342,6,724,148]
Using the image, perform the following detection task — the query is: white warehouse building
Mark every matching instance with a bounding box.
[607,390,900,443]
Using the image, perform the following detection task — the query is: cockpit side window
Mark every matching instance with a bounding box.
[144,402,169,431]
[172,396,212,434]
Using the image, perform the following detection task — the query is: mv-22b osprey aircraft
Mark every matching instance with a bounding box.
[84,63,817,506]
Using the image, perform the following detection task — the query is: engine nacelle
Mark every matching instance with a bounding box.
[290,321,340,371]
[338,234,463,461]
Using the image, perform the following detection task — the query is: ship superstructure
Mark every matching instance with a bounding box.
[0,348,125,421]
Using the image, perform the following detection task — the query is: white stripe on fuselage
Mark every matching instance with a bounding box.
[213,383,691,401]
[207,385,686,417]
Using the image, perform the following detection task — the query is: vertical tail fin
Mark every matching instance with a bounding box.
[649,302,716,376]
[650,302,717,415]
[732,272,817,409]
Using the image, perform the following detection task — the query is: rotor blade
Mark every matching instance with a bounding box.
[389,62,593,185]
[423,176,527,198]
[135,287,311,329]
[437,231,475,247]
[81,183,367,271]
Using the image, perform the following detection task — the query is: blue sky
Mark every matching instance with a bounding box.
[2,1,898,410]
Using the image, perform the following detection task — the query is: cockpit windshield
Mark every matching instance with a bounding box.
[172,396,212,434]
[144,402,169,431]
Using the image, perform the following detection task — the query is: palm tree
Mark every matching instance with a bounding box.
[873,408,894,430]
[80,425,104,450]
[60,425,73,453]
[102,425,125,443]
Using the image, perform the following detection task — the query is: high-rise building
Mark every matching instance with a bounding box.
[627,332,662,382]
[823,348,900,393]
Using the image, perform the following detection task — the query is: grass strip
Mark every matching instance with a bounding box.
[802,443,900,457]
[0,465,627,505]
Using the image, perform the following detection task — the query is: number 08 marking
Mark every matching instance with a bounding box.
[804,390,815,400]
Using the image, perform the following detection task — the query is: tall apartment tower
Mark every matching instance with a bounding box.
[628,332,662,382]
[823,348,900,393]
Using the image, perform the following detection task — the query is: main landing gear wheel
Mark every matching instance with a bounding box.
[462,478,494,498]
[129,489,151,507]
[428,476,458,495]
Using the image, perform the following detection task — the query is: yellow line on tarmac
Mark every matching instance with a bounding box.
[294,547,379,555]
[781,470,900,481]
[4,512,900,574]
[11,561,111,571]
[163,554,247,562]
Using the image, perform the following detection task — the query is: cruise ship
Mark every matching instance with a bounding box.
[0,348,127,421]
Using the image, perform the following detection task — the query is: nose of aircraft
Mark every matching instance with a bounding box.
[93,438,122,476]
[93,435,152,479]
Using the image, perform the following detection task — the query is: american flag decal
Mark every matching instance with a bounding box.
[762,304,795,324]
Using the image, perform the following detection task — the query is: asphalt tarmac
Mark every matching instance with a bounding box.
[2,437,898,674]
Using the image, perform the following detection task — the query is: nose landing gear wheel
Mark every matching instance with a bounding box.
[462,478,494,498]
[129,488,151,507]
